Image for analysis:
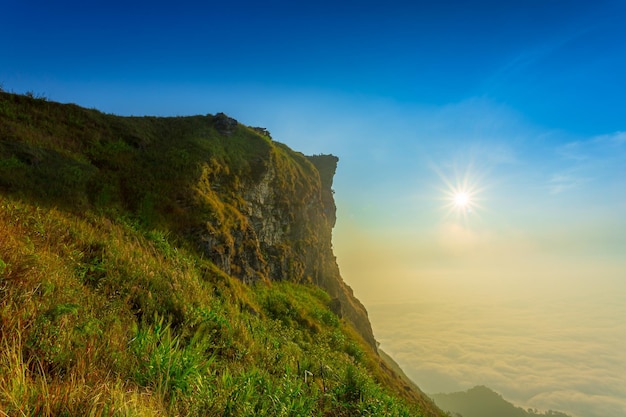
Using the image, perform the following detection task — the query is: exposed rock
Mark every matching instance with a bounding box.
[251,126,272,138]
[212,112,238,135]
[307,154,338,227]
[192,145,376,348]
[329,297,342,318]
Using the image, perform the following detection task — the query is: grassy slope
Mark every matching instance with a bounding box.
[0,92,445,416]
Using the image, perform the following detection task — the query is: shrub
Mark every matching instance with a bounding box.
[129,314,214,402]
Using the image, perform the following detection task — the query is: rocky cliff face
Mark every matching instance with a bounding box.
[191,115,376,348]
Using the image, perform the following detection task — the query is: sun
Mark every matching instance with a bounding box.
[454,192,470,208]
[448,188,475,215]
[433,161,486,220]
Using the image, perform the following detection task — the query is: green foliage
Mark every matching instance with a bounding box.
[0,155,26,170]
[0,91,446,417]
[0,195,443,416]
[129,314,215,403]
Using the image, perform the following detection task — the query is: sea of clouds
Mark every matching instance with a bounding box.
[369,293,626,417]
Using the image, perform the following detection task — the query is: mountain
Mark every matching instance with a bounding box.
[432,386,572,417]
[0,91,446,416]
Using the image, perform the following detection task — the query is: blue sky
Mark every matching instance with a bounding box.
[3,0,626,134]
[2,1,626,416]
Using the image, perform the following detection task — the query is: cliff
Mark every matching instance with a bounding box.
[0,91,448,416]
[0,92,375,347]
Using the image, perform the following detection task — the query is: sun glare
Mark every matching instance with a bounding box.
[454,192,469,208]
[449,189,475,215]
[447,186,479,218]
[433,162,486,221]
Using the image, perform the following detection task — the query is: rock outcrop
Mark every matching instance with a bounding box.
[191,116,376,348]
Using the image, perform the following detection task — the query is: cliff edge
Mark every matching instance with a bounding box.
[0,93,375,348]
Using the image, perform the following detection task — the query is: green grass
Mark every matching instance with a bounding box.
[0,91,446,416]
[0,196,441,416]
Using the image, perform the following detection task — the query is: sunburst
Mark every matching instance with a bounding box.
[433,161,487,221]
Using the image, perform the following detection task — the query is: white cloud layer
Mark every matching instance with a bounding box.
[369,294,626,417]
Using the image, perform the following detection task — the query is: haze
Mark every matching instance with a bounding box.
[2,1,625,416]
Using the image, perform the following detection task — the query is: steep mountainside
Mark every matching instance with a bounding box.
[0,91,444,416]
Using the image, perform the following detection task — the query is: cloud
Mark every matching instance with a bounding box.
[530,390,626,417]
[591,131,626,147]
[556,141,591,162]
[548,171,591,194]
[370,294,626,417]
[547,130,626,195]
[556,131,626,162]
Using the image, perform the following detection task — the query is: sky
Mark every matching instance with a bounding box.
[2,1,626,416]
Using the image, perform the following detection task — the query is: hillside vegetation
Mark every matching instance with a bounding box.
[0,91,445,416]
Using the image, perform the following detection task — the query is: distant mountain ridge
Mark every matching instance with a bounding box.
[432,386,572,417]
